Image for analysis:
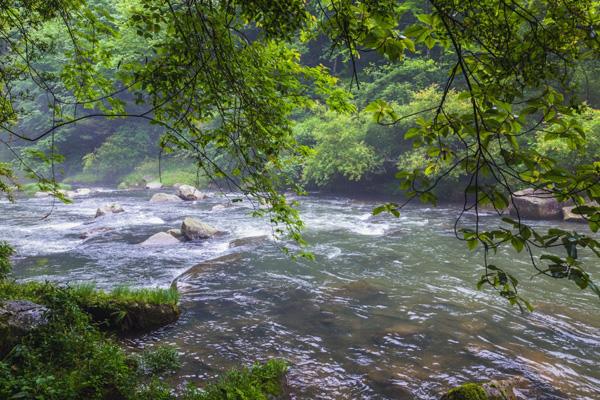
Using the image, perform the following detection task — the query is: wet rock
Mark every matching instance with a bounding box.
[95,203,125,218]
[440,377,528,400]
[229,235,269,248]
[149,193,182,203]
[176,185,207,201]
[83,302,180,333]
[211,204,226,212]
[509,189,565,220]
[145,181,163,190]
[140,232,181,246]
[0,300,49,356]
[167,228,185,240]
[34,191,50,198]
[181,217,219,240]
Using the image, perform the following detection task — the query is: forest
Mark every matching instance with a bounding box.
[1,1,600,399]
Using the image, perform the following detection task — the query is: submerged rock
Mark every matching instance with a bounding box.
[0,300,49,356]
[173,253,243,287]
[509,188,564,220]
[95,203,125,218]
[440,377,528,400]
[176,184,206,201]
[149,193,182,203]
[79,227,114,240]
[334,280,388,303]
[145,181,163,190]
[140,232,181,246]
[228,235,269,248]
[181,217,219,240]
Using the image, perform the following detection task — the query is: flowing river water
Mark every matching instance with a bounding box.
[1,188,599,399]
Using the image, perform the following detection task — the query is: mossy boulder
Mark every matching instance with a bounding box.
[0,300,49,357]
[441,378,525,400]
[81,301,180,334]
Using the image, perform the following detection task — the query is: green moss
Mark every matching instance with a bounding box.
[443,383,488,400]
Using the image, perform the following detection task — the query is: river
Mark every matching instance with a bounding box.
[1,188,599,399]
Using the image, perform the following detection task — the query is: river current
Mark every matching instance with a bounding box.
[1,188,599,399]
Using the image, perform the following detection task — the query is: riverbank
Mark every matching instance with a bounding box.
[0,278,289,399]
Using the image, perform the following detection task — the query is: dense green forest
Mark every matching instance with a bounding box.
[2,1,600,399]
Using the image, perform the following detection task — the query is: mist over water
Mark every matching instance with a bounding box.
[2,189,599,399]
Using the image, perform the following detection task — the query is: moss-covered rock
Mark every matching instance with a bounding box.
[82,301,180,333]
[441,383,488,400]
[440,378,525,400]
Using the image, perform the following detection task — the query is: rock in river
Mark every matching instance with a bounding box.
[145,181,163,190]
[140,232,181,246]
[0,300,49,356]
[509,188,564,220]
[181,217,219,240]
[95,203,125,218]
[176,184,206,201]
[440,377,528,400]
[149,193,182,203]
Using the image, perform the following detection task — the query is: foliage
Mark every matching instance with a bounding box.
[137,345,181,376]
[0,279,287,399]
[181,359,288,400]
[0,241,14,280]
[297,110,382,186]
[117,159,205,189]
[2,0,600,305]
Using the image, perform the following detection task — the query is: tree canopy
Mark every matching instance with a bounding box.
[1,0,600,307]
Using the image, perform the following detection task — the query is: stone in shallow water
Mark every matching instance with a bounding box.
[95,203,125,218]
[145,181,163,190]
[440,378,529,400]
[176,185,206,201]
[181,217,219,240]
[140,232,181,246]
[149,193,182,203]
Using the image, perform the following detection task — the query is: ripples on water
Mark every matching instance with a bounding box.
[1,189,599,399]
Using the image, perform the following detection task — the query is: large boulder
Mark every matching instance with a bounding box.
[149,193,182,203]
[181,217,219,240]
[176,185,207,201]
[145,181,163,190]
[95,203,125,218]
[0,300,49,356]
[509,188,564,220]
[440,378,527,400]
[140,232,181,246]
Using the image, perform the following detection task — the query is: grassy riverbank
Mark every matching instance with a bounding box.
[0,279,288,399]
